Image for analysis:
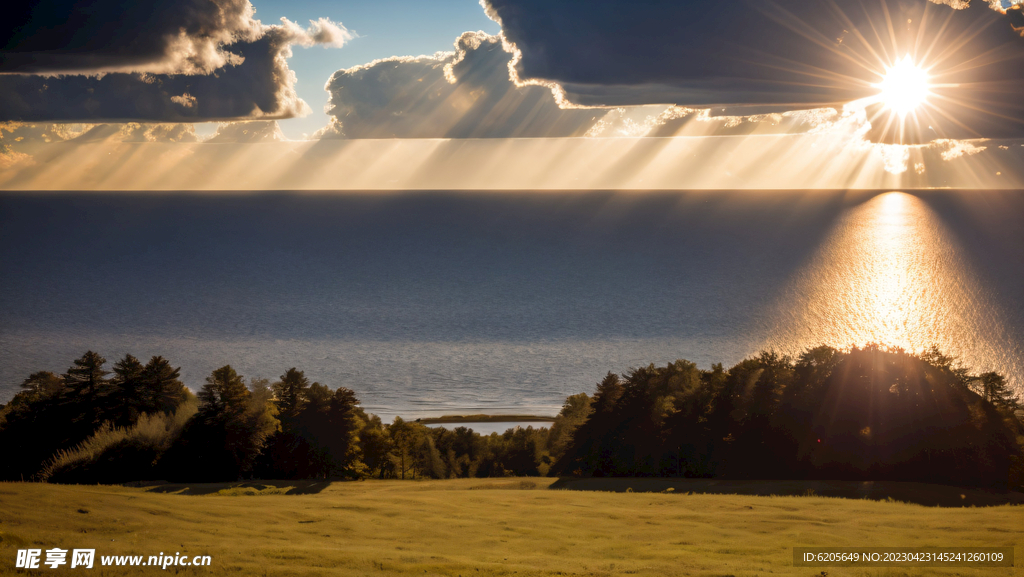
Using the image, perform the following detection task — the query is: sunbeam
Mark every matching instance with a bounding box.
[2,131,1023,190]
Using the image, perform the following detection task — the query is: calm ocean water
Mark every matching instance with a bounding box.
[1,190,1021,419]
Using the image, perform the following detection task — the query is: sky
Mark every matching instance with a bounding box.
[245,0,500,139]
[1,0,1023,189]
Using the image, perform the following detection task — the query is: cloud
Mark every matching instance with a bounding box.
[0,122,197,145]
[0,0,260,76]
[0,121,88,144]
[932,138,987,160]
[319,32,604,139]
[483,0,1024,140]
[77,123,199,143]
[0,1,351,122]
[281,17,354,49]
[206,120,286,142]
[318,31,854,140]
[0,120,292,150]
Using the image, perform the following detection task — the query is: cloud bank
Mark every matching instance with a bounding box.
[483,0,1024,140]
[317,31,863,141]
[0,0,352,122]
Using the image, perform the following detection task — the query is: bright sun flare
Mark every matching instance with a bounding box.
[875,55,931,117]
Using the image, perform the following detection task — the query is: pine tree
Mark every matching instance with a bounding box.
[273,368,310,425]
[141,356,186,414]
[978,372,1020,410]
[198,365,250,416]
[63,351,109,395]
[111,354,145,427]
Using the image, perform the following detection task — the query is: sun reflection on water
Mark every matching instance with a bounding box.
[768,192,1020,382]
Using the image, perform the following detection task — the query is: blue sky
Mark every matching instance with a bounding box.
[251,0,500,139]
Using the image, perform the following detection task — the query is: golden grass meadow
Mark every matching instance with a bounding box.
[1,478,1022,576]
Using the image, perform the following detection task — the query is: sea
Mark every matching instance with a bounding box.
[1,190,1021,420]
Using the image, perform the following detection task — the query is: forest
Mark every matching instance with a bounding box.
[0,345,1021,489]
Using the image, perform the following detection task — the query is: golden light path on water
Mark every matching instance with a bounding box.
[767,191,1022,384]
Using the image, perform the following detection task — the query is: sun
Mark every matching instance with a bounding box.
[874,55,931,117]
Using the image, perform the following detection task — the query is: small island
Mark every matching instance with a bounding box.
[417,414,555,424]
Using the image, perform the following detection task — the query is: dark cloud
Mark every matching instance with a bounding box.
[484,0,1024,141]
[1,0,258,75]
[0,1,351,122]
[0,33,299,122]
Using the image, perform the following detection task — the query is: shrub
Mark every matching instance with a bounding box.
[40,398,197,484]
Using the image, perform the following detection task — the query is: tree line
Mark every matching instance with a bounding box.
[0,344,1021,488]
[0,352,551,483]
[551,345,1024,489]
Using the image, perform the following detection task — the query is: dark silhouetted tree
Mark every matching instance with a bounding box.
[273,368,310,424]
[197,365,249,415]
[552,345,1023,488]
[141,356,187,415]
[110,354,145,427]
[19,371,64,398]
[166,367,279,481]
[977,372,1020,410]
[63,351,109,395]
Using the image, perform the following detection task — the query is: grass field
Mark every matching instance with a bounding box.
[1,478,1021,576]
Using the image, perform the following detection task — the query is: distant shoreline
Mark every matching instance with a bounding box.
[417,414,555,424]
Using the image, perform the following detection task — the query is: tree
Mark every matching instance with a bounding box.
[1,355,110,480]
[273,368,310,424]
[550,348,1024,487]
[63,351,108,395]
[547,393,592,461]
[592,372,624,414]
[324,387,363,475]
[141,356,187,414]
[19,371,64,398]
[414,433,447,479]
[304,382,333,415]
[500,427,541,476]
[388,417,419,479]
[110,354,145,427]
[170,366,279,481]
[358,414,393,478]
[921,345,971,388]
[551,372,624,476]
[197,365,250,416]
[977,372,1020,410]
